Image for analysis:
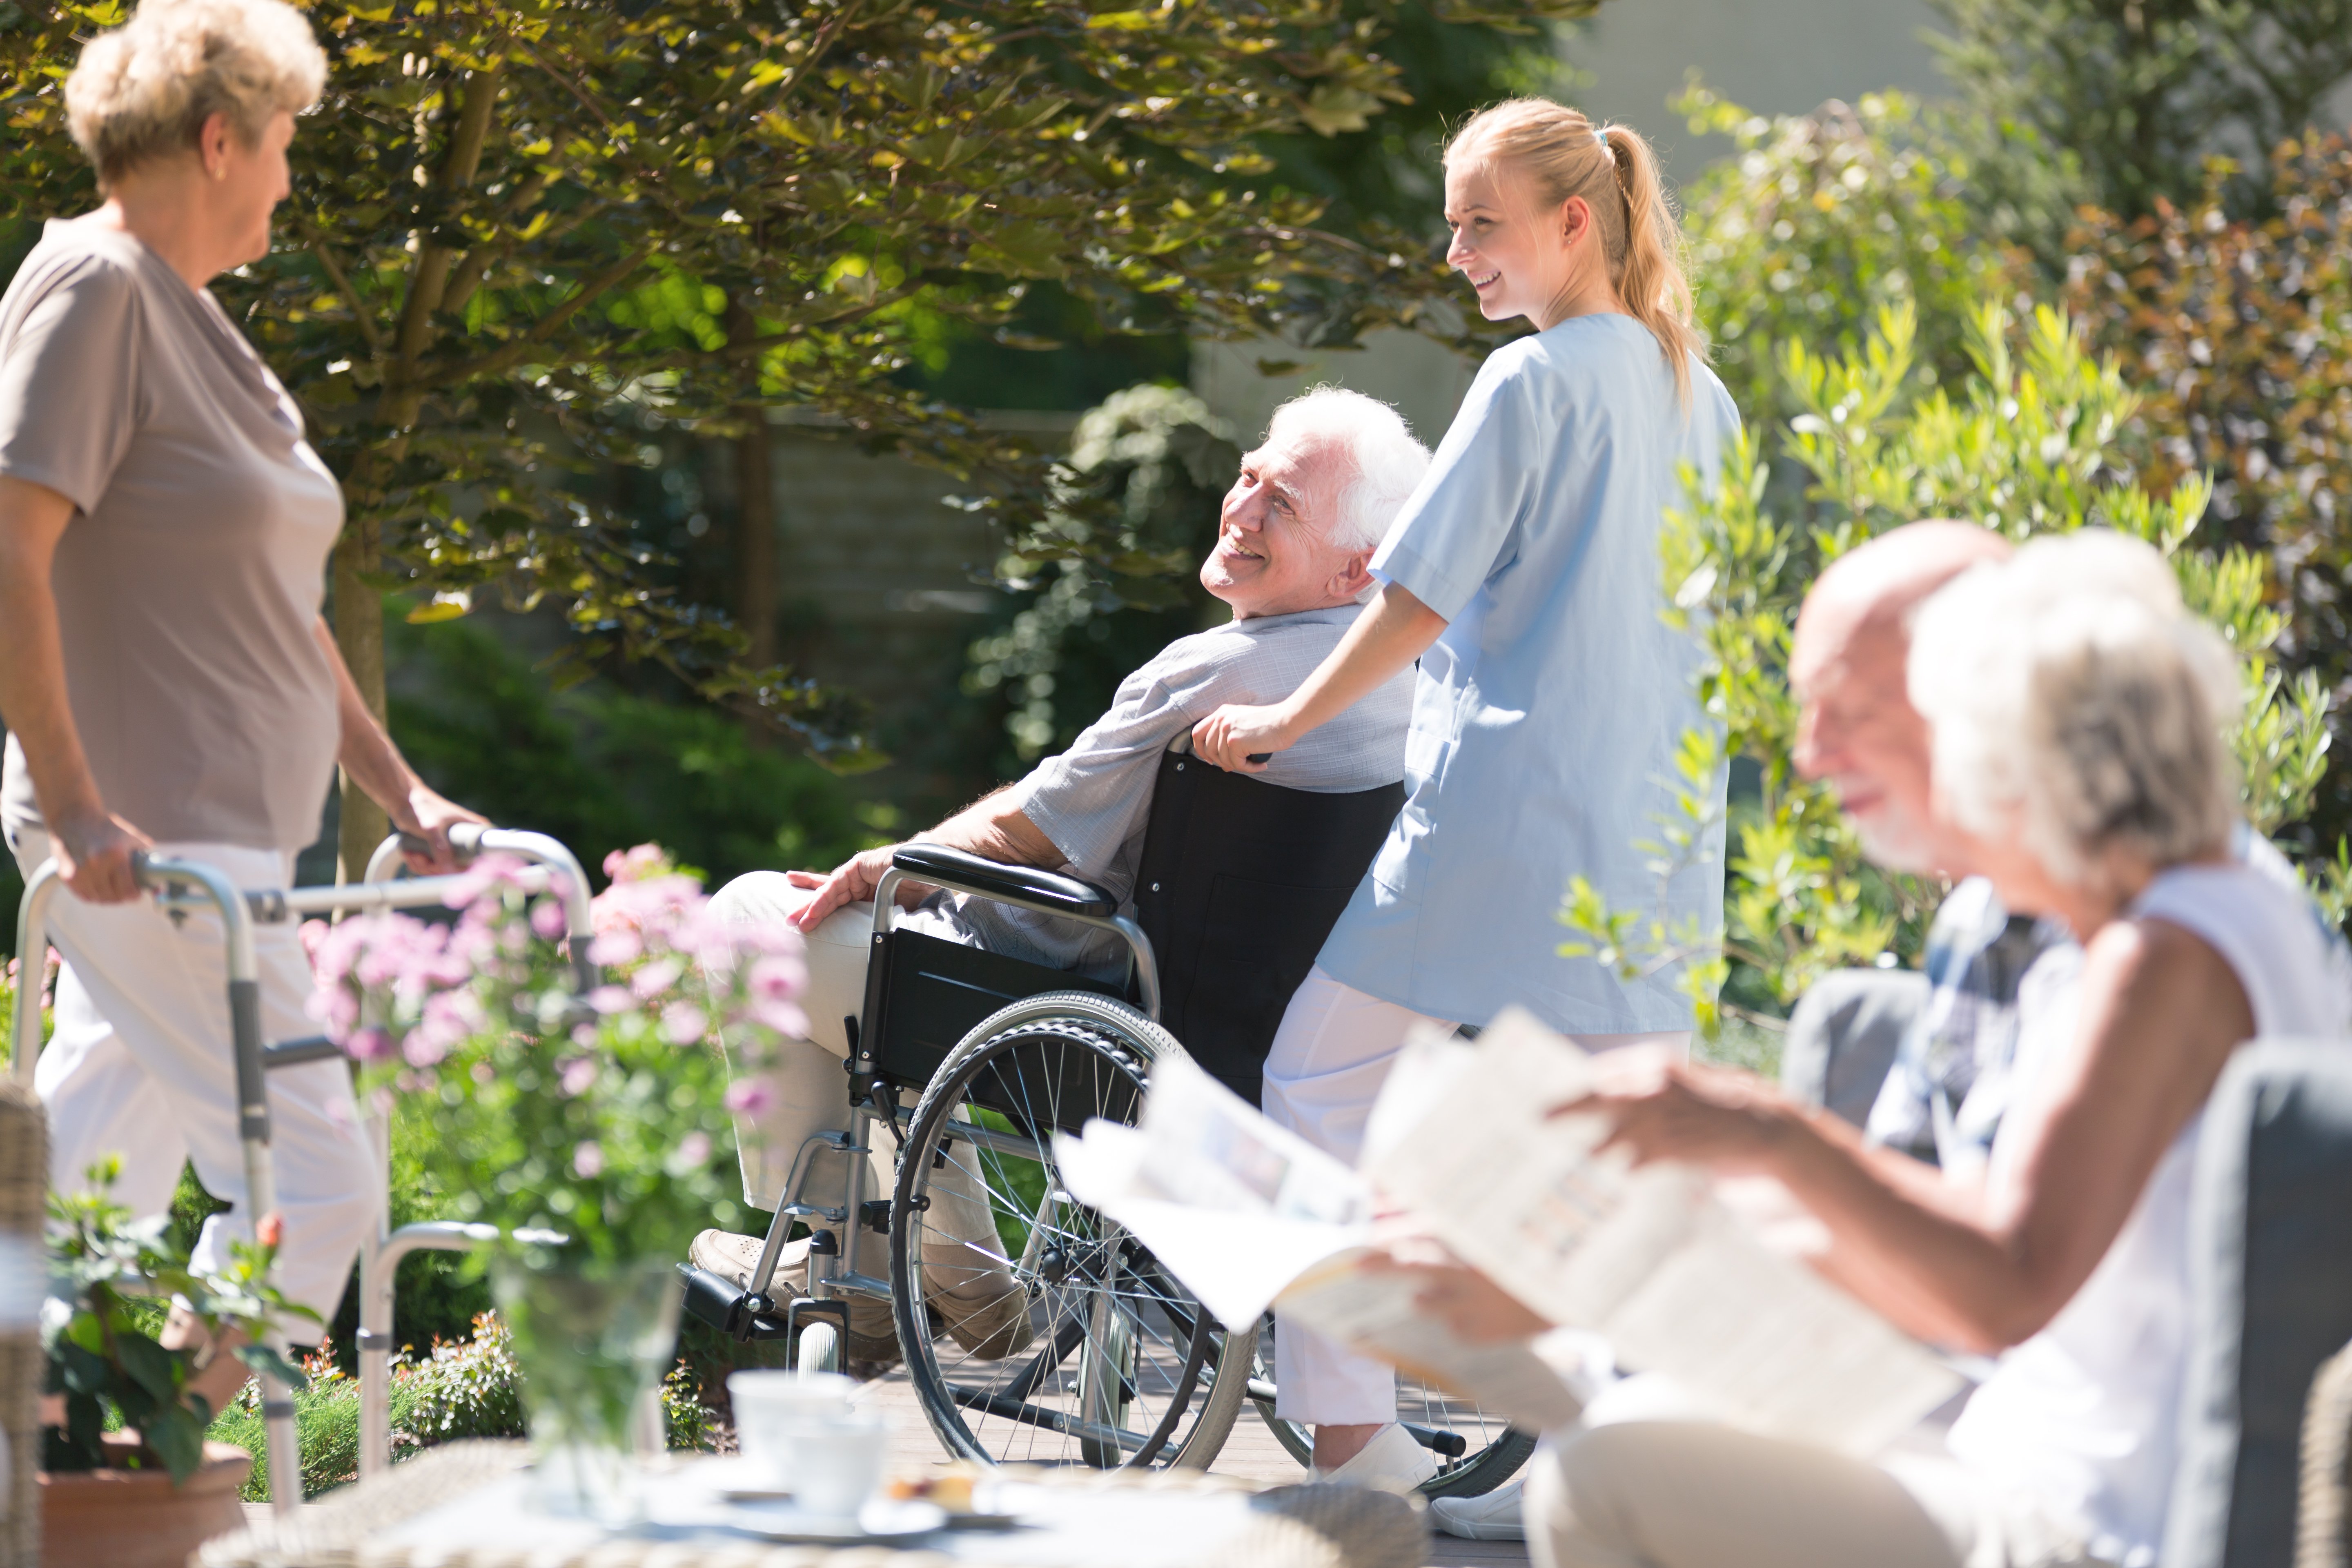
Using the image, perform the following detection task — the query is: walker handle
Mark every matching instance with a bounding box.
[396,822,488,864]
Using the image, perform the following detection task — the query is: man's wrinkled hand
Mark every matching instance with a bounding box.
[394,786,490,874]
[51,806,151,905]
[1190,702,1295,773]
[788,845,932,930]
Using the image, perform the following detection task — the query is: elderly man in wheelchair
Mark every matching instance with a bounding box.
[680,388,1431,1469]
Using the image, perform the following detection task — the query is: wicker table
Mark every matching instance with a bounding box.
[196,1442,1426,1568]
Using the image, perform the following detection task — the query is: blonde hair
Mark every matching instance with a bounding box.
[1444,98,1706,408]
[1909,530,2241,888]
[65,0,326,185]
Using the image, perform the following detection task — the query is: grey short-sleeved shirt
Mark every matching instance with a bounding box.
[938,604,1412,976]
[0,220,343,852]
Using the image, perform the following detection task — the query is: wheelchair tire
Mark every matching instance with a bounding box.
[1248,1315,1540,1498]
[795,1320,841,1378]
[889,991,1252,1471]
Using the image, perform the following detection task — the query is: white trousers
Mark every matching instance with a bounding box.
[9,826,374,1321]
[704,872,885,1212]
[1263,964,1686,1425]
[1527,1419,2106,1568]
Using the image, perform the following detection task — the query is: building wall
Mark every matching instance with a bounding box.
[1188,0,1946,446]
[745,410,1082,820]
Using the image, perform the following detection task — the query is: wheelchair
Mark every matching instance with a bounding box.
[679,736,1539,1495]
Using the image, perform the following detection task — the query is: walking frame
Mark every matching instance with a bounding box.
[9,824,594,1513]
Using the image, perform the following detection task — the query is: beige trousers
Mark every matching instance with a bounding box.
[705,872,1006,1298]
[1527,1421,2107,1568]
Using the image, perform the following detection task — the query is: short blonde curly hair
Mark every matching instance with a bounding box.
[65,0,326,184]
[1909,529,2241,887]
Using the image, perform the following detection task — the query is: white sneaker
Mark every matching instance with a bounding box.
[1314,1423,1441,1494]
[1430,1477,1526,1541]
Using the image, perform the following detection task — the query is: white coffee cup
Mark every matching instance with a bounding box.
[727,1371,889,1518]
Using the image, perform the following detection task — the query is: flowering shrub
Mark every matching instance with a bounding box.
[307,844,804,1268]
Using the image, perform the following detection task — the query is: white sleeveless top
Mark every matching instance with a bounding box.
[1945,862,2352,1566]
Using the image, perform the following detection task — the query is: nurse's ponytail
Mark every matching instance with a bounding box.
[1446,100,1706,410]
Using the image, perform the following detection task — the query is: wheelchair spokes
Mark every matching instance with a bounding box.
[889,994,1249,1470]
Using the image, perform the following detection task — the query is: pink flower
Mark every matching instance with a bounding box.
[661,1002,709,1045]
[630,958,684,1001]
[587,985,635,1016]
[588,929,642,968]
[559,1057,599,1097]
[678,1131,711,1167]
[345,1027,393,1064]
[572,1141,604,1178]
[746,955,806,1002]
[298,919,330,962]
[724,1077,776,1116]
[740,999,809,1041]
[530,898,568,941]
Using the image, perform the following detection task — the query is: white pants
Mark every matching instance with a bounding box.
[10,827,374,1321]
[1527,1419,2105,1568]
[1263,964,1686,1425]
[704,872,886,1212]
[704,873,1003,1294]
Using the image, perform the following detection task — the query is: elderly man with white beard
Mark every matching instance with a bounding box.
[688,387,1430,1374]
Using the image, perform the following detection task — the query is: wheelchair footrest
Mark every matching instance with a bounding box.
[677,1263,795,1343]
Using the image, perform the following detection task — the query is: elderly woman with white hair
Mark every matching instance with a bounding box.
[0,0,480,1404]
[1383,529,2351,1566]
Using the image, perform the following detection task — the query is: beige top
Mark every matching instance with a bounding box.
[0,219,342,852]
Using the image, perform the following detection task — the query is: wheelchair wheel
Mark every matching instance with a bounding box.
[1250,1315,1538,1498]
[890,991,1252,1470]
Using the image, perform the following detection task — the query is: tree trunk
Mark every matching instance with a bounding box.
[728,296,778,676]
[332,515,387,883]
[735,421,776,670]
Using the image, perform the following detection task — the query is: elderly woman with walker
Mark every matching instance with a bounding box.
[0,0,481,1414]
[1191,98,1742,1496]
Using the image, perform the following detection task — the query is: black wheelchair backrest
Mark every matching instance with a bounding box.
[1131,739,1403,1106]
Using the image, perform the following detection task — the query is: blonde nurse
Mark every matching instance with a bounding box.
[1192,99,1740,1483]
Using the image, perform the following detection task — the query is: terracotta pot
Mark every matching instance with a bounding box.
[39,1437,254,1568]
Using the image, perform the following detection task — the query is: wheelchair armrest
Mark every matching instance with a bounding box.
[890,842,1118,920]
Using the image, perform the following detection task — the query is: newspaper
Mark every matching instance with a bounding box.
[1057,1009,1963,1454]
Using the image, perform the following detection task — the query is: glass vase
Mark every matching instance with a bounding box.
[491,1256,682,1525]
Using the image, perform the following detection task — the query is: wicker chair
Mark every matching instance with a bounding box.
[0,1080,45,1568]
[2303,1339,2352,1568]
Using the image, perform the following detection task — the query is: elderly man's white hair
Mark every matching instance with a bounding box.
[1909,528,2241,886]
[1263,387,1432,555]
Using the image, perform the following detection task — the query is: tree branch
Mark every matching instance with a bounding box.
[419,243,656,390]
[307,238,384,354]
[394,62,506,364]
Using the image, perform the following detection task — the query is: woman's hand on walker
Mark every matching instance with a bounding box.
[395,786,490,874]
[1191,701,1298,773]
[1550,1053,1795,1174]
[1365,1245,1553,1345]
[50,804,153,905]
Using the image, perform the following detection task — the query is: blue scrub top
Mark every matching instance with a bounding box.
[1317,312,1740,1034]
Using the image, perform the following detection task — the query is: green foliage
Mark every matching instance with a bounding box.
[1676,85,2014,429]
[1929,0,2352,223]
[44,1159,316,1484]
[1563,299,2338,1021]
[965,383,1237,766]
[386,616,875,891]
[0,0,1592,757]
[316,852,781,1273]
[2064,134,2352,849]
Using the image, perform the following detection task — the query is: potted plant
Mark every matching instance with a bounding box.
[40,1159,314,1568]
[308,845,802,1523]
